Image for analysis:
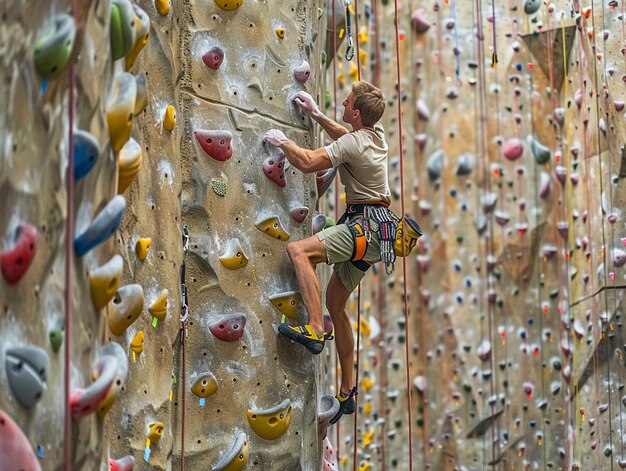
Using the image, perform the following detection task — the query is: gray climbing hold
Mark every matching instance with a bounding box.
[427,150,444,181]
[5,346,49,408]
[312,214,327,235]
[455,153,473,176]
[524,0,541,14]
[528,135,551,165]
[318,395,340,432]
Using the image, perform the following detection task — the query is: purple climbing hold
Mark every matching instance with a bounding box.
[202,46,224,70]
[194,130,233,162]
[614,249,626,267]
[538,172,551,199]
[503,137,524,161]
[615,101,625,112]
[1,224,38,285]
[209,313,246,342]
[411,9,431,34]
[293,60,311,84]
[556,221,569,239]
[262,153,286,187]
[290,206,309,223]
[554,166,567,185]
[316,168,337,197]
[312,214,327,235]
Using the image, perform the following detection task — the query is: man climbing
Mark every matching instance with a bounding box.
[263,80,391,425]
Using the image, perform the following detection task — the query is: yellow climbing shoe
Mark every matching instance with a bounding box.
[278,323,325,355]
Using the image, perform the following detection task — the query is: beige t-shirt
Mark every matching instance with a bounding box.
[323,123,391,205]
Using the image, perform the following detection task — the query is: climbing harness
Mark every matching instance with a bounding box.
[344,0,355,61]
[179,224,190,470]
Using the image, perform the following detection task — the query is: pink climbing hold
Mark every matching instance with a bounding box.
[262,153,286,187]
[110,456,135,471]
[411,9,431,33]
[538,172,550,199]
[0,410,42,471]
[316,168,337,198]
[293,60,311,84]
[615,100,625,111]
[70,358,117,419]
[209,313,246,342]
[0,223,38,285]
[323,437,338,471]
[194,130,233,162]
[503,137,524,161]
[202,46,224,70]
[290,206,309,223]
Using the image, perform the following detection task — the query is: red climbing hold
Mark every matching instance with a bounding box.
[209,313,246,342]
[109,456,135,471]
[194,130,233,162]
[202,46,224,70]
[0,410,42,471]
[263,153,286,187]
[0,224,38,285]
[503,137,524,161]
[290,206,309,223]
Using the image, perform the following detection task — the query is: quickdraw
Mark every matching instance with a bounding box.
[364,205,399,275]
[344,0,355,61]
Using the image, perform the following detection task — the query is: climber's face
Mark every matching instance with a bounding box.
[342,92,360,126]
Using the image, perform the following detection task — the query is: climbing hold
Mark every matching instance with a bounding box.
[191,372,218,398]
[503,137,524,161]
[89,255,124,310]
[528,135,551,165]
[110,456,135,471]
[135,238,152,260]
[411,9,431,33]
[49,327,63,352]
[275,28,286,39]
[427,150,444,181]
[494,211,510,226]
[74,195,126,256]
[209,313,246,342]
[255,216,290,240]
[134,73,148,116]
[71,342,127,418]
[293,61,311,84]
[147,423,164,444]
[416,99,430,121]
[323,438,338,471]
[107,284,145,336]
[117,138,142,193]
[213,432,249,471]
[5,346,49,408]
[524,0,541,14]
[455,153,473,176]
[107,72,137,152]
[163,105,176,132]
[0,410,42,471]
[553,107,566,127]
[247,399,292,440]
[155,0,171,16]
[614,249,626,267]
[110,0,136,61]
[262,153,287,187]
[0,223,38,285]
[538,172,550,199]
[148,289,168,321]
[214,0,243,11]
[33,14,76,78]
[312,214,327,235]
[290,207,309,223]
[269,291,302,320]
[202,47,225,70]
[130,331,144,355]
[554,166,567,185]
[194,130,233,161]
[219,238,249,270]
[74,129,100,180]
[317,168,337,197]
[476,340,492,361]
[125,4,150,70]
[318,395,340,433]
[210,177,227,196]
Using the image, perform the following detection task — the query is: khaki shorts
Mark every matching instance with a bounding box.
[316,217,381,292]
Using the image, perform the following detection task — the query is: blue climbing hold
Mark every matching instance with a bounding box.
[74,130,100,180]
[74,196,126,256]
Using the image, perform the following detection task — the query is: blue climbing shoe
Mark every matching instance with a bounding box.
[330,388,357,425]
[278,323,325,355]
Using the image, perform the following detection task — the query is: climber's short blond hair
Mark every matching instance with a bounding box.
[352,81,385,127]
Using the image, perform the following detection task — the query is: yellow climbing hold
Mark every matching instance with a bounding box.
[125,5,150,70]
[148,289,168,321]
[219,238,249,270]
[148,422,164,444]
[337,73,345,86]
[247,399,292,440]
[359,49,367,65]
[130,331,144,354]
[362,376,374,392]
[349,63,358,80]
[191,372,218,398]
[269,291,302,320]
[362,429,374,448]
[89,255,123,310]
[107,72,136,153]
[163,105,176,132]
[155,0,170,16]
[353,316,371,337]
[275,28,285,39]
[107,284,144,336]
[214,433,249,471]
[255,216,290,241]
[117,138,142,193]
[358,26,368,45]
[214,0,243,11]
[359,461,371,471]
[338,28,345,39]
[362,402,372,414]
[135,238,152,260]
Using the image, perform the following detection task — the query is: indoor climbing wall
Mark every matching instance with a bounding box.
[321,0,626,470]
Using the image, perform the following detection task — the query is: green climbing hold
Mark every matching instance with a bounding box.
[110,0,137,61]
[528,135,551,165]
[318,7,324,19]
[324,216,335,229]
[325,90,332,109]
[321,50,327,65]
[211,178,227,197]
[34,14,76,78]
[49,328,63,352]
